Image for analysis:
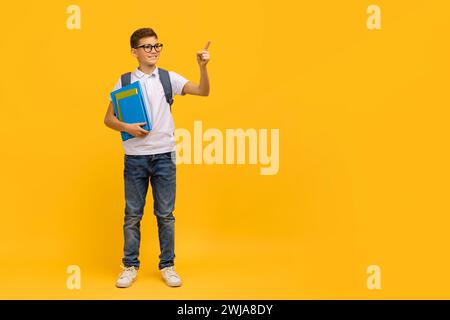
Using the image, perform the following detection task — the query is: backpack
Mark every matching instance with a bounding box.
[120,67,174,111]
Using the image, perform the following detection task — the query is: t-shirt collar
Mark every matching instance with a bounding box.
[134,66,159,79]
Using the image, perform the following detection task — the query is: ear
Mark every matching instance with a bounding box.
[131,48,138,58]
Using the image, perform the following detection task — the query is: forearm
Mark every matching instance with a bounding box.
[104,115,129,132]
[198,65,210,96]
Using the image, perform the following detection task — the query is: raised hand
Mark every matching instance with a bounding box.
[197,40,211,67]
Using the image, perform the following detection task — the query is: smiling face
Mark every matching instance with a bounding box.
[131,36,161,67]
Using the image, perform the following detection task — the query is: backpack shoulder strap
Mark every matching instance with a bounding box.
[158,68,174,107]
[120,72,132,88]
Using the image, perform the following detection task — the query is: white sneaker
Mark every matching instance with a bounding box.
[160,266,182,287]
[116,265,138,288]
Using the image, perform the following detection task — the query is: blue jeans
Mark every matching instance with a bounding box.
[122,151,177,270]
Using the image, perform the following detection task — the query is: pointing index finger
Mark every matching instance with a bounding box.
[203,40,211,51]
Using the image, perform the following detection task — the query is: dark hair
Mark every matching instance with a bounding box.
[130,28,158,48]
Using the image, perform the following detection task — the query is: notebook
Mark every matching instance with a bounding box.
[110,81,152,141]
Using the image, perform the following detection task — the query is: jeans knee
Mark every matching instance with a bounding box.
[125,200,145,214]
[124,207,143,224]
[155,211,175,223]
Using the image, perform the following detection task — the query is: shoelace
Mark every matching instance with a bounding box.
[119,265,136,281]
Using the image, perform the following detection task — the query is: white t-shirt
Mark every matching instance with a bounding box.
[109,66,189,155]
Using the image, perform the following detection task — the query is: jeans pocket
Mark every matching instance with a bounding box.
[157,151,177,166]
[170,151,177,165]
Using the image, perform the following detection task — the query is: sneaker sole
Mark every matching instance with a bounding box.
[164,280,182,287]
[115,275,138,288]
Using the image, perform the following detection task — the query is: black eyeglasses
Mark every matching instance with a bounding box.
[135,43,164,53]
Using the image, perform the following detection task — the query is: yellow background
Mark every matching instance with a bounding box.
[1,0,449,299]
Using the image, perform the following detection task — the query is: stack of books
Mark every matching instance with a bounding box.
[110,81,152,141]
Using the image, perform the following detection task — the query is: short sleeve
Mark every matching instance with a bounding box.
[109,77,122,102]
[169,71,189,97]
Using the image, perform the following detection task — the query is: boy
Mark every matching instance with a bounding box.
[104,27,210,288]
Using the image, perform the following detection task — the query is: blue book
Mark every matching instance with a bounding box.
[110,81,152,141]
